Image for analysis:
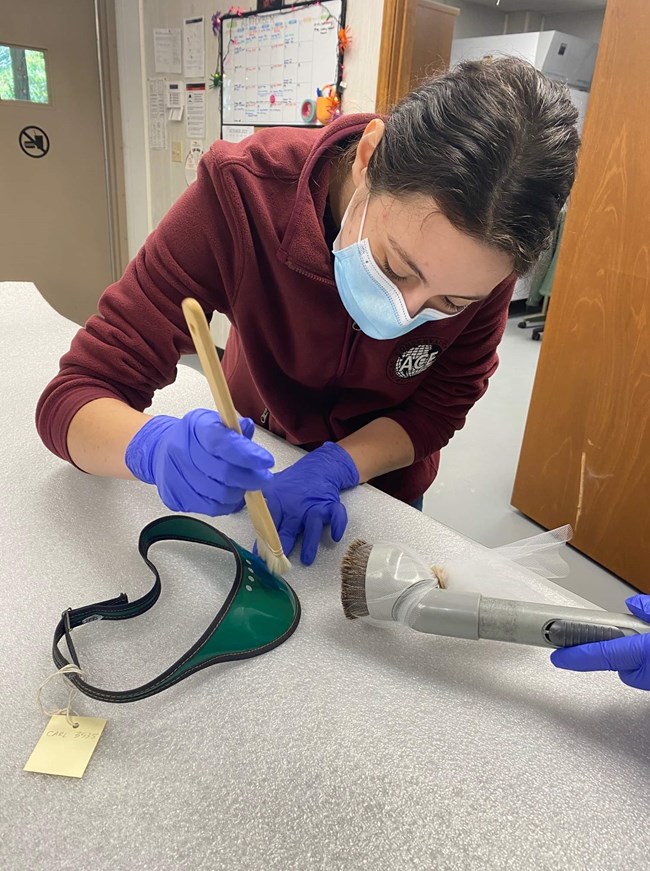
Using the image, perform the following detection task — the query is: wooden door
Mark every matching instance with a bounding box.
[376,0,459,113]
[512,0,650,592]
[410,0,458,89]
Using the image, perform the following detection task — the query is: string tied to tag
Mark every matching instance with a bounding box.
[37,664,84,729]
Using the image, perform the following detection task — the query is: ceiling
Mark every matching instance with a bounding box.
[467,0,606,12]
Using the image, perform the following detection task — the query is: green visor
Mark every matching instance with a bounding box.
[52,516,300,703]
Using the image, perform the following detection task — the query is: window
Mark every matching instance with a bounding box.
[0,45,49,104]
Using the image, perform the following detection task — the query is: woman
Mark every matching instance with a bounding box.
[37,57,580,566]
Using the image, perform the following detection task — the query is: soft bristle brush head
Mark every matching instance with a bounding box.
[256,538,292,578]
[340,538,373,620]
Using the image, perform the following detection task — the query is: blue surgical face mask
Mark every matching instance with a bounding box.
[333,191,460,340]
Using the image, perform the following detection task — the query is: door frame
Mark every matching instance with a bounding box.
[376,0,416,114]
[95,0,129,279]
[376,0,459,113]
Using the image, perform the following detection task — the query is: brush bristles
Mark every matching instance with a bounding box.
[256,538,292,577]
[340,538,372,620]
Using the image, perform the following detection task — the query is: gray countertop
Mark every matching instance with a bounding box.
[1,283,648,870]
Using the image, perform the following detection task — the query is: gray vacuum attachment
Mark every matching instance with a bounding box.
[394,586,650,649]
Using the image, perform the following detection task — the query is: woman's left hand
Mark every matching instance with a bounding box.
[261,442,359,565]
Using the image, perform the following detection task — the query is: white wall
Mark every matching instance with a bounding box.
[504,10,543,34]
[142,0,257,231]
[442,0,505,39]
[341,0,384,112]
[445,4,604,42]
[542,9,605,44]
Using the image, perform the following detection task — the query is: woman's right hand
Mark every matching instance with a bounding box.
[125,409,274,515]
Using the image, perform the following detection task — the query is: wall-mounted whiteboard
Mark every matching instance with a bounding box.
[221,0,343,127]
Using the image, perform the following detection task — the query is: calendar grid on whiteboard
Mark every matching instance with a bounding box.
[220,0,345,130]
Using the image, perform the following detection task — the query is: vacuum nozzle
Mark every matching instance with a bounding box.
[340,539,650,649]
[341,539,442,622]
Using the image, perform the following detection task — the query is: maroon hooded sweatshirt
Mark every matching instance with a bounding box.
[36,113,514,504]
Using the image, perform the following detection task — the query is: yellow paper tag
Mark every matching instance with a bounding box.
[24,715,107,778]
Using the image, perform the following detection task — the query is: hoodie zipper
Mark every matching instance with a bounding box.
[285,258,335,286]
[333,319,363,383]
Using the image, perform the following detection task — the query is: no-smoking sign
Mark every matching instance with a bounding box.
[19,126,50,158]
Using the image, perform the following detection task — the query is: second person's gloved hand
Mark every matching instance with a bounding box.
[551,594,650,691]
[125,409,274,515]
[261,441,360,565]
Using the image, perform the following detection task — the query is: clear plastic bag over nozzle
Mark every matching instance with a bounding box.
[440,525,573,601]
[363,542,443,622]
[362,526,574,626]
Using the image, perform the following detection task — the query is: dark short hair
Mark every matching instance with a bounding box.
[367,56,581,274]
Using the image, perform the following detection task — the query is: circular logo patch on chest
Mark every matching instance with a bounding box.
[389,341,442,382]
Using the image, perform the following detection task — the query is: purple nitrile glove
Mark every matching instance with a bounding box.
[261,441,359,566]
[551,595,650,691]
[125,409,274,516]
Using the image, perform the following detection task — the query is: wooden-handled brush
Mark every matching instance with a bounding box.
[182,298,291,577]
